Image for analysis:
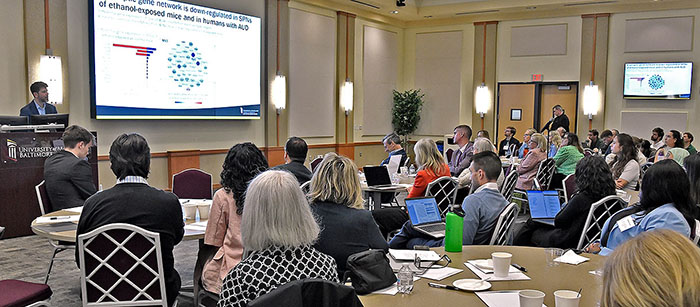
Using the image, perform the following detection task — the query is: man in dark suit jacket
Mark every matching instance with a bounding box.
[498,126,520,157]
[76,133,184,307]
[19,81,58,116]
[380,133,408,169]
[44,125,97,211]
[271,136,312,184]
[541,105,570,133]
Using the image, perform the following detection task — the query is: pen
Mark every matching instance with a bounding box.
[49,216,70,220]
[512,263,527,272]
[428,283,459,291]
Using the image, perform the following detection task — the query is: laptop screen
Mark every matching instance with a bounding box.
[363,166,392,186]
[527,190,562,219]
[405,197,442,225]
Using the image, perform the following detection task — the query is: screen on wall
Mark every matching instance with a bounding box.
[623,62,693,100]
[89,0,261,119]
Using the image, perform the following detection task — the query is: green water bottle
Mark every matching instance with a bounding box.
[444,211,463,252]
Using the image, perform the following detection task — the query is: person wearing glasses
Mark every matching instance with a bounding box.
[518,128,537,159]
[498,126,520,157]
[515,133,548,190]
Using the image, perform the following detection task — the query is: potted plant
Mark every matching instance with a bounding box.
[391,89,425,147]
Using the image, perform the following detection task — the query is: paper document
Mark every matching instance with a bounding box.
[418,266,462,281]
[389,249,441,261]
[35,215,80,224]
[63,206,83,214]
[179,199,213,206]
[476,291,546,307]
[184,221,208,231]
[554,250,589,265]
[387,155,402,175]
[464,263,531,281]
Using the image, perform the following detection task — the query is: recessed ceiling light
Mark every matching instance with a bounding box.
[391,10,399,14]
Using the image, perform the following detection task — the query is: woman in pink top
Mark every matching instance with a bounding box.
[515,133,548,190]
[200,143,268,293]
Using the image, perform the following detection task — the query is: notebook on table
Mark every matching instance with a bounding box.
[405,197,445,238]
[527,190,562,226]
[364,165,400,189]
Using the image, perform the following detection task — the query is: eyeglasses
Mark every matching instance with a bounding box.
[414,254,452,270]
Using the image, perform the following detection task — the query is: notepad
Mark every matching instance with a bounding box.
[389,249,441,262]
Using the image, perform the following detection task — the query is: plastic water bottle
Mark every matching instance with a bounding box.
[397,264,414,294]
[409,164,416,175]
[444,211,464,252]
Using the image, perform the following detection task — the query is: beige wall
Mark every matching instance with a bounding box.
[0,1,27,114]
[605,8,700,134]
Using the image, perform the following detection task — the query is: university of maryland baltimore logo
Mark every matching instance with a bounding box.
[7,139,17,162]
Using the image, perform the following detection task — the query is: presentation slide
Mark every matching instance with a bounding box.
[90,0,261,119]
[623,62,692,99]
[528,191,561,219]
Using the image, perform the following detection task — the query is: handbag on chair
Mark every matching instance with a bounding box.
[343,250,397,295]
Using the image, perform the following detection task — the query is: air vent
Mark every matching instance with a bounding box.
[563,1,617,7]
[350,0,380,9]
[455,10,499,16]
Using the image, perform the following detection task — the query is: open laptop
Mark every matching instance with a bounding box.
[527,190,562,226]
[363,165,400,189]
[405,197,445,238]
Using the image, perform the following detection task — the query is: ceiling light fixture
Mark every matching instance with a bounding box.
[391,10,399,14]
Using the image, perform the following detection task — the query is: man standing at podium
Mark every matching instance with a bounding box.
[44,125,96,211]
[20,81,57,116]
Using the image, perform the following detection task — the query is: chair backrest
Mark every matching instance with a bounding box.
[583,148,594,157]
[310,157,324,173]
[692,219,700,246]
[0,226,5,239]
[489,203,519,245]
[562,174,577,203]
[300,181,311,194]
[77,223,168,307]
[507,144,517,158]
[639,162,653,179]
[535,158,556,190]
[172,168,213,199]
[425,176,458,216]
[500,171,518,202]
[35,180,52,215]
[247,278,362,307]
[576,195,628,250]
[403,156,411,168]
[446,148,454,163]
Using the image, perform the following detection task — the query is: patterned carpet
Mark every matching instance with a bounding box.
[0,235,200,307]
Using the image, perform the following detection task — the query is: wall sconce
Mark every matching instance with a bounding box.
[583,82,600,121]
[340,80,353,115]
[271,74,286,114]
[40,55,62,105]
[475,84,490,129]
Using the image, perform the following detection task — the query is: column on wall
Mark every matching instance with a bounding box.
[578,14,610,134]
[471,22,498,137]
[336,11,356,158]
[266,0,290,166]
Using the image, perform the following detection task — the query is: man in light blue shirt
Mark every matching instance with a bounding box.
[19,81,58,116]
[388,151,508,248]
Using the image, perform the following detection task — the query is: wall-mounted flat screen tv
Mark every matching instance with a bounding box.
[89,0,262,119]
[623,62,692,100]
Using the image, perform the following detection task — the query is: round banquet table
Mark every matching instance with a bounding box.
[359,245,604,307]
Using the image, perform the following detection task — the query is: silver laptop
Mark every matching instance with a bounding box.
[527,190,562,226]
[406,197,445,239]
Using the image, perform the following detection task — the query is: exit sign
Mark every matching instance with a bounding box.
[532,74,543,82]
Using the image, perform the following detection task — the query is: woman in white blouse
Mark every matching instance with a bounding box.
[608,133,640,190]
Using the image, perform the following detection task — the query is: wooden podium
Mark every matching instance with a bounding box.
[0,132,98,239]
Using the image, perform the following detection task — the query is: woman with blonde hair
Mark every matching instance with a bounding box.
[548,130,562,158]
[309,154,388,275]
[409,138,451,198]
[217,170,338,306]
[515,133,548,190]
[601,229,700,307]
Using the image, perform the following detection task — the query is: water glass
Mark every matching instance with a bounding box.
[545,248,564,267]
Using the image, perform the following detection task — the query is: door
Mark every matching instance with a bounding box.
[496,84,536,148]
[539,84,578,134]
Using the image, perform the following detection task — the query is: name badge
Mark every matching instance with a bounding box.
[616,216,636,232]
[503,145,509,150]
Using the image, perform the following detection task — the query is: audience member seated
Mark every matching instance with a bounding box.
[217,171,338,307]
[654,129,689,165]
[517,128,537,159]
[200,143,268,294]
[458,137,504,192]
[683,154,700,220]
[498,126,520,157]
[639,138,653,159]
[76,133,184,306]
[600,129,614,155]
[629,136,649,165]
[44,125,97,211]
[371,138,450,238]
[271,137,311,184]
[587,160,693,256]
[586,129,606,152]
[476,129,490,140]
[608,133,640,191]
[551,133,584,186]
[556,127,567,138]
[309,154,388,276]
[389,151,508,249]
[448,125,474,176]
[684,131,697,155]
[515,133,548,190]
[547,130,561,158]
[379,132,407,168]
[514,156,615,248]
[600,229,700,307]
[650,127,665,151]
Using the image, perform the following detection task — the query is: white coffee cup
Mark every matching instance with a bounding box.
[554,290,581,307]
[183,204,197,220]
[197,203,210,220]
[519,290,545,307]
[491,252,512,278]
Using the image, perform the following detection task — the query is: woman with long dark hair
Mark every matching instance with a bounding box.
[608,133,640,190]
[200,143,268,293]
[589,160,694,256]
[655,129,689,165]
[683,154,700,219]
[514,156,616,248]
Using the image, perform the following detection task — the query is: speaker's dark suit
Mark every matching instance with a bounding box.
[19,101,58,116]
[43,150,97,211]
